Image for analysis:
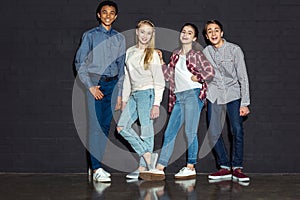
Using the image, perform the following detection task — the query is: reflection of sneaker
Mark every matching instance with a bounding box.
[139,180,165,190]
[139,180,165,200]
[232,179,250,186]
[126,178,139,183]
[210,179,232,191]
[232,168,250,182]
[208,178,231,184]
[174,167,196,179]
[139,169,165,181]
[175,179,196,192]
[93,182,111,195]
[93,168,111,182]
[126,169,140,179]
[208,168,232,180]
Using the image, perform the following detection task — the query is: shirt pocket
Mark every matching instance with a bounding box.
[221,58,234,67]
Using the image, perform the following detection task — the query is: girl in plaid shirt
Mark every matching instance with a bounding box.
[140,23,214,180]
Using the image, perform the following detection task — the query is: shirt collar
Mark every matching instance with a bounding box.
[213,39,227,51]
[98,24,113,35]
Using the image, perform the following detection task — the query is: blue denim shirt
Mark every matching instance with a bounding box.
[75,24,126,96]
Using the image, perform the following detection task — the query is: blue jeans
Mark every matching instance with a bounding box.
[158,88,204,166]
[117,89,154,167]
[87,77,118,170]
[207,99,244,169]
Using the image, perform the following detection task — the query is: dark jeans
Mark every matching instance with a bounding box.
[207,99,244,169]
[87,77,118,170]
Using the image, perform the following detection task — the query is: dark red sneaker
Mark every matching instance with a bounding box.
[232,168,250,182]
[208,168,232,180]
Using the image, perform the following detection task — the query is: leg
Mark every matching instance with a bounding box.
[184,89,204,166]
[157,97,184,167]
[226,99,244,169]
[227,100,250,182]
[207,100,230,169]
[117,96,147,156]
[87,80,116,171]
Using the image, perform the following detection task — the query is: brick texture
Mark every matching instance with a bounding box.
[0,0,299,173]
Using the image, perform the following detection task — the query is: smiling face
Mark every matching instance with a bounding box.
[205,23,224,48]
[97,5,117,30]
[180,25,197,45]
[136,23,154,47]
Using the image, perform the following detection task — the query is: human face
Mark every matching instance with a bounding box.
[136,24,154,47]
[205,23,224,48]
[180,25,197,45]
[97,5,117,30]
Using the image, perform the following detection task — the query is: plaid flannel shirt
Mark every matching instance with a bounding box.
[162,49,215,112]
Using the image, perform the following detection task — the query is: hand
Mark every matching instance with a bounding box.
[89,86,104,100]
[121,101,127,111]
[114,96,122,111]
[150,105,160,119]
[191,75,198,82]
[155,49,165,65]
[240,106,250,116]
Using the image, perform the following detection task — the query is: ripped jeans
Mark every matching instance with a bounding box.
[117,89,154,167]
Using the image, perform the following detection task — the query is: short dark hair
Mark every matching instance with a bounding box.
[203,20,223,34]
[96,0,118,20]
[180,23,199,40]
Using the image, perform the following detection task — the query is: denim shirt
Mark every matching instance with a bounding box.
[203,39,250,107]
[75,24,126,96]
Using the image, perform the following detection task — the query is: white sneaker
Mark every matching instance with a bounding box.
[150,169,165,176]
[174,167,196,179]
[139,169,165,181]
[101,168,111,177]
[126,169,140,179]
[93,168,111,182]
[89,167,111,177]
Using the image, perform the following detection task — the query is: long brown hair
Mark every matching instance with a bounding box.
[136,20,155,70]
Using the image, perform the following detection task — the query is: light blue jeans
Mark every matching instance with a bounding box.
[117,89,154,167]
[158,88,204,166]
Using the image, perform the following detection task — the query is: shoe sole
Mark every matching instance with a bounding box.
[208,174,232,180]
[175,174,196,180]
[232,176,250,182]
[93,178,111,183]
[126,175,139,179]
[139,172,165,181]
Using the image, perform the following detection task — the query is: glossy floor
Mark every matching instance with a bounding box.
[0,173,299,200]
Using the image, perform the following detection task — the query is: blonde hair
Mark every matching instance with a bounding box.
[136,20,155,70]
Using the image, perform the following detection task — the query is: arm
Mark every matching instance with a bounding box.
[75,32,105,100]
[74,32,94,90]
[115,36,126,110]
[150,53,166,119]
[196,51,215,82]
[189,51,215,83]
[234,47,250,113]
[121,65,131,111]
[156,49,173,81]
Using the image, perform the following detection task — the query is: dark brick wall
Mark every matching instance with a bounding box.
[0,0,299,173]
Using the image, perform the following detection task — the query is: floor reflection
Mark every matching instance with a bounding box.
[0,173,299,200]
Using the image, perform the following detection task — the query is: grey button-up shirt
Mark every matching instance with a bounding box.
[203,39,250,107]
